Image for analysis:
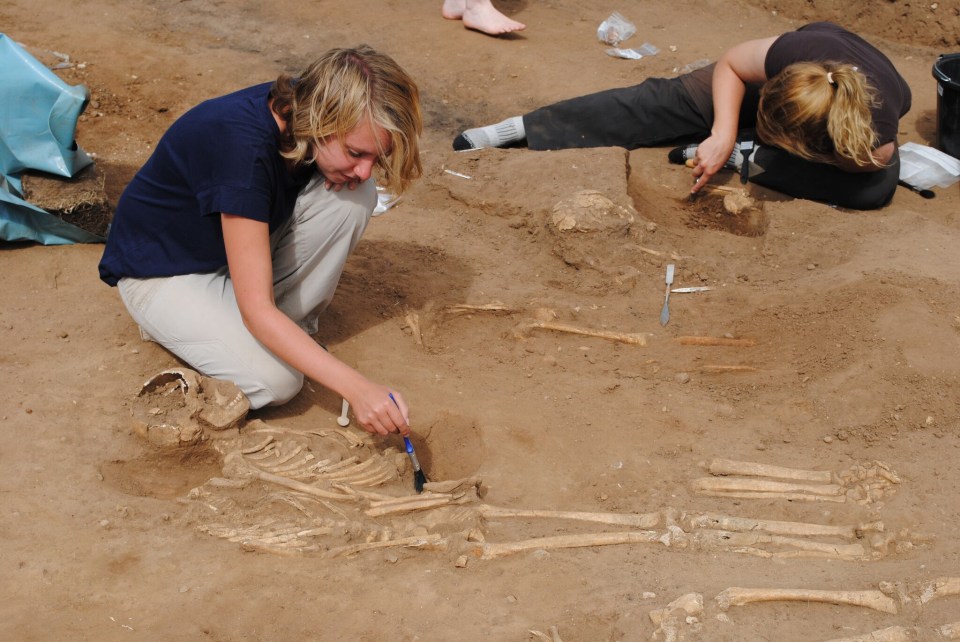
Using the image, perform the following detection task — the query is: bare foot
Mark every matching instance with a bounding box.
[441,0,466,20]
[442,0,526,35]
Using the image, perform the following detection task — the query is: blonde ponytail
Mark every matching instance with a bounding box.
[757,62,882,169]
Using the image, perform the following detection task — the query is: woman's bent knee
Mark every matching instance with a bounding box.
[242,369,304,409]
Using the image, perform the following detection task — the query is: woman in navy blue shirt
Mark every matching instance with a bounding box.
[100,46,422,435]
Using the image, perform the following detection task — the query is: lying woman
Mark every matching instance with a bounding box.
[453,22,912,210]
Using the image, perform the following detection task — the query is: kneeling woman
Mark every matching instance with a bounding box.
[99,46,422,435]
[454,22,911,210]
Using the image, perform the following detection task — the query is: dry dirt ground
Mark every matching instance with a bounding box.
[2,1,960,640]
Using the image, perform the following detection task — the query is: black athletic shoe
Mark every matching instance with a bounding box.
[453,133,474,151]
[668,144,697,165]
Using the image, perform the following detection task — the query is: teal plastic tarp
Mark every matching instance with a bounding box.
[0,33,103,244]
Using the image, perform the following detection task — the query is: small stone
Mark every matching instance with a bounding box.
[99,519,110,528]
[807,263,816,270]
[823,435,834,444]
[384,553,399,564]
[599,493,609,501]
[506,595,518,603]
[179,586,189,593]
[58,331,69,339]
[455,555,468,568]
[642,592,657,599]
[675,372,691,384]
[925,416,935,426]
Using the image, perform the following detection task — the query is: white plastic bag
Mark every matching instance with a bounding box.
[605,43,660,60]
[899,142,960,190]
[597,12,636,46]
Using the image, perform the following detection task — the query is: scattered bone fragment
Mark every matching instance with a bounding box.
[474,531,662,560]
[206,477,251,489]
[528,625,564,642]
[403,311,424,347]
[676,336,757,347]
[919,577,960,604]
[519,320,650,346]
[649,592,704,626]
[699,364,758,373]
[824,621,960,642]
[714,587,898,614]
[442,302,517,316]
[649,592,705,641]
[941,622,960,639]
[707,459,834,483]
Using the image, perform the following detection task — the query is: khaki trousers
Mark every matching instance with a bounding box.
[118,175,375,408]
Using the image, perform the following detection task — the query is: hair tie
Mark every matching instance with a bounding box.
[826,71,837,87]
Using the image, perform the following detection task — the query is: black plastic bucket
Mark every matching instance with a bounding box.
[933,53,960,160]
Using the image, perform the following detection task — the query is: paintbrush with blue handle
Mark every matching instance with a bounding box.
[389,392,428,493]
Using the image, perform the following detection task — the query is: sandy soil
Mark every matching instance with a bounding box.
[2,1,960,640]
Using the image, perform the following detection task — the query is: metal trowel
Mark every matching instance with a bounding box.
[660,264,675,326]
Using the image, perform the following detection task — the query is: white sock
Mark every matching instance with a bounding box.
[456,116,525,150]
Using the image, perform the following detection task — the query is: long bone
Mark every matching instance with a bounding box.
[714,587,898,614]
[365,496,454,517]
[692,529,867,559]
[252,469,360,502]
[692,477,845,497]
[694,489,847,503]
[473,530,662,560]
[707,458,834,483]
[683,513,873,539]
[519,321,651,346]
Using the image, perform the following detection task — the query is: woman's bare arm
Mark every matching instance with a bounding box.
[221,213,409,435]
[690,36,777,192]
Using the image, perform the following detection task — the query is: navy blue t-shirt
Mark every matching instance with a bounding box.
[98,82,311,286]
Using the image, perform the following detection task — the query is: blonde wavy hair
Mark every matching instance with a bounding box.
[756,61,882,168]
[270,45,422,193]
